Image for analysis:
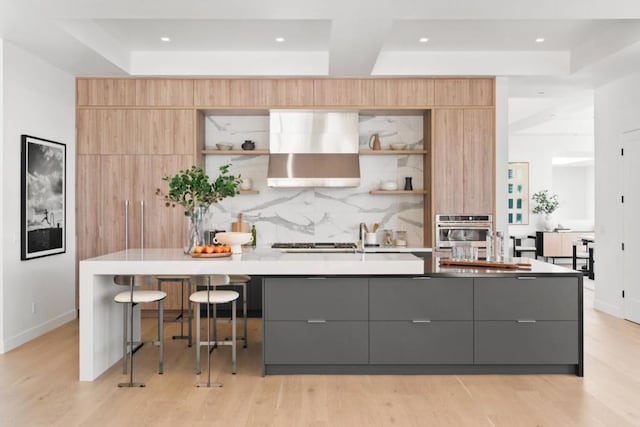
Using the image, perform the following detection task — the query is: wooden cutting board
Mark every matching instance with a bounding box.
[440,259,531,270]
[231,212,250,232]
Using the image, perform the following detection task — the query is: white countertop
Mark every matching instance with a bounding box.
[80,247,425,276]
[363,246,432,253]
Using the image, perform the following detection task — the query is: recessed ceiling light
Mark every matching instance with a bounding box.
[537,91,545,95]
[275,37,285,43]
[535,37,545,43]
[419,37,429,43]
[160,37,171,42]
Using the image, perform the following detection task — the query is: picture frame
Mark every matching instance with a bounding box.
[507,162,529,225]
[20,135,66,260]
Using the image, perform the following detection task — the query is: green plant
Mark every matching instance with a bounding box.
[531,190,559,215]
[156,165,241,217]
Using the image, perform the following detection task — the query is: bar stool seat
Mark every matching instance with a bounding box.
[115,290,167,304]
[189,275,239,387]
[114,288,167,388]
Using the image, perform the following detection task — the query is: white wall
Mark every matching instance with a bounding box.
[0,38,4,352]
[593,72,640,318]
[1,41,76,352]
[508,134,594,236]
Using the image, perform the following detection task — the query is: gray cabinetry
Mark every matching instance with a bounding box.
[265,321,368,365]
[369,278,473,364]
[474,321,579,364]
[474,277,579,320]
[263,278,368,366]
[369,278,473,320]
[474,277,580,366]
[370,321,473,364]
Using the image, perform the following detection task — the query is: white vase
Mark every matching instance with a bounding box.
[543,214,555,231]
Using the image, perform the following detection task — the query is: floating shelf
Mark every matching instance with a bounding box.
[369,190,428,195]
[202,149,270,155]
[359,150,428,155]
[239,190,259,195]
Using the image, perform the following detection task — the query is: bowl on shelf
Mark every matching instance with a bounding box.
[380,181,398,191]
[390,143,407,150]
[214,232,252,254]
[216,143,233,151]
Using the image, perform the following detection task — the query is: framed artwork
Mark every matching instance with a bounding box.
[21,135,66,260]
[507,162,529,225]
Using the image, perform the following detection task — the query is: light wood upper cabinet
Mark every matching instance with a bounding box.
[432,109,464,214]
[76,79,135,106]
[434,79,494,106]
[194,79,231,106]
[133,110,195,155]
[135,79,194,106]
[462,109,494,214]
[76,109,135,155]
[374,79,435,107]
[273,79,314,106]
[230,79,276,107]
[432,108,494,216]
[313,79,375,107]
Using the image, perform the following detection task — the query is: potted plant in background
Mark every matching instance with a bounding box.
[157,164,241,253]
[531,189,560,231]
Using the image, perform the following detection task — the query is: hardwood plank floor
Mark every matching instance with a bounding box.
[1,289,639,427]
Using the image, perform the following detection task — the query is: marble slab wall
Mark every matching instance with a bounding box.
[203,114,425,246]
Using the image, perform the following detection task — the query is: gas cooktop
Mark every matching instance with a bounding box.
[271,242,358,252]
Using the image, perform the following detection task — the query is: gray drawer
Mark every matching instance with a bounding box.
[264,321,368,365]
[264,278,368,321]
[370,278,473,320]
[474,321,579,364]
[474,277,579,320]
[370,321,473,364]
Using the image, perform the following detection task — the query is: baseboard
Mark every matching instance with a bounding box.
[1,309,77,353]
[594,299,623,318]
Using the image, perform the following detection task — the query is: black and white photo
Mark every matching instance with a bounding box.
[21,134,66,260]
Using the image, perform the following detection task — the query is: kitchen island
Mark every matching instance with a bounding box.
[79,248,582,381]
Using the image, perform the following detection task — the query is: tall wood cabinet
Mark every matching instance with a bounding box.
[432,108,494,216]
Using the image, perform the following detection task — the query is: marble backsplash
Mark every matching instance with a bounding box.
[203,114,425,246]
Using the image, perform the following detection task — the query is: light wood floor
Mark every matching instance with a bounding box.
[1,289,639,427]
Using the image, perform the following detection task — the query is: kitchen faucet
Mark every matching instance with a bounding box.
[359,222,366,252]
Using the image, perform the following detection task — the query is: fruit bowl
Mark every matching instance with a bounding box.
[214,232,252,254]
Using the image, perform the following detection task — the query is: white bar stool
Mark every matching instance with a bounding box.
[154,275,193,346]
[189,275,239,387]
[113,276,167,388]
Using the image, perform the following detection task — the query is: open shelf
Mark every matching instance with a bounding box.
[239,190,259,195]
[202,149,270,155]
[359,149,428,155]
[369,190,428,195]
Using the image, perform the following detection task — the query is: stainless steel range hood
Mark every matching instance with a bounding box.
[267,110,360,187]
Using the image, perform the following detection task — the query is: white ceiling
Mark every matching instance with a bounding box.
[383,20,611,51]
[94,19,331,51]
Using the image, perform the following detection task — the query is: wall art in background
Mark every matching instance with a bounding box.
[21,135,66,260]
[507,162,529,225]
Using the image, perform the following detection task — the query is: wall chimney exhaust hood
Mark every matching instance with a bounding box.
[267,110,360,187]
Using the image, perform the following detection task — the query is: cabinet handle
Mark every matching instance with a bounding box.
[124,200,130,251]
[412,319,432,323]
[307,277,327,280]
[516,319,537,323]
[517,277,536,280]
[412,277,432,280]
[140,200,145,249]
[307,319,326,324]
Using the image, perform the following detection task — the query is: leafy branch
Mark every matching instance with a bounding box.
[156,165,241,217]
[531,190,559,215]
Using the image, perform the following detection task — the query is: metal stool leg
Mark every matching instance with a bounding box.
[158,299,164,374]
[232,300,237,374]
[122,304,128,374]
[197,276,222,388]
[195,302,201,374]
[242,282,248,348]
[187,279,192,347]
